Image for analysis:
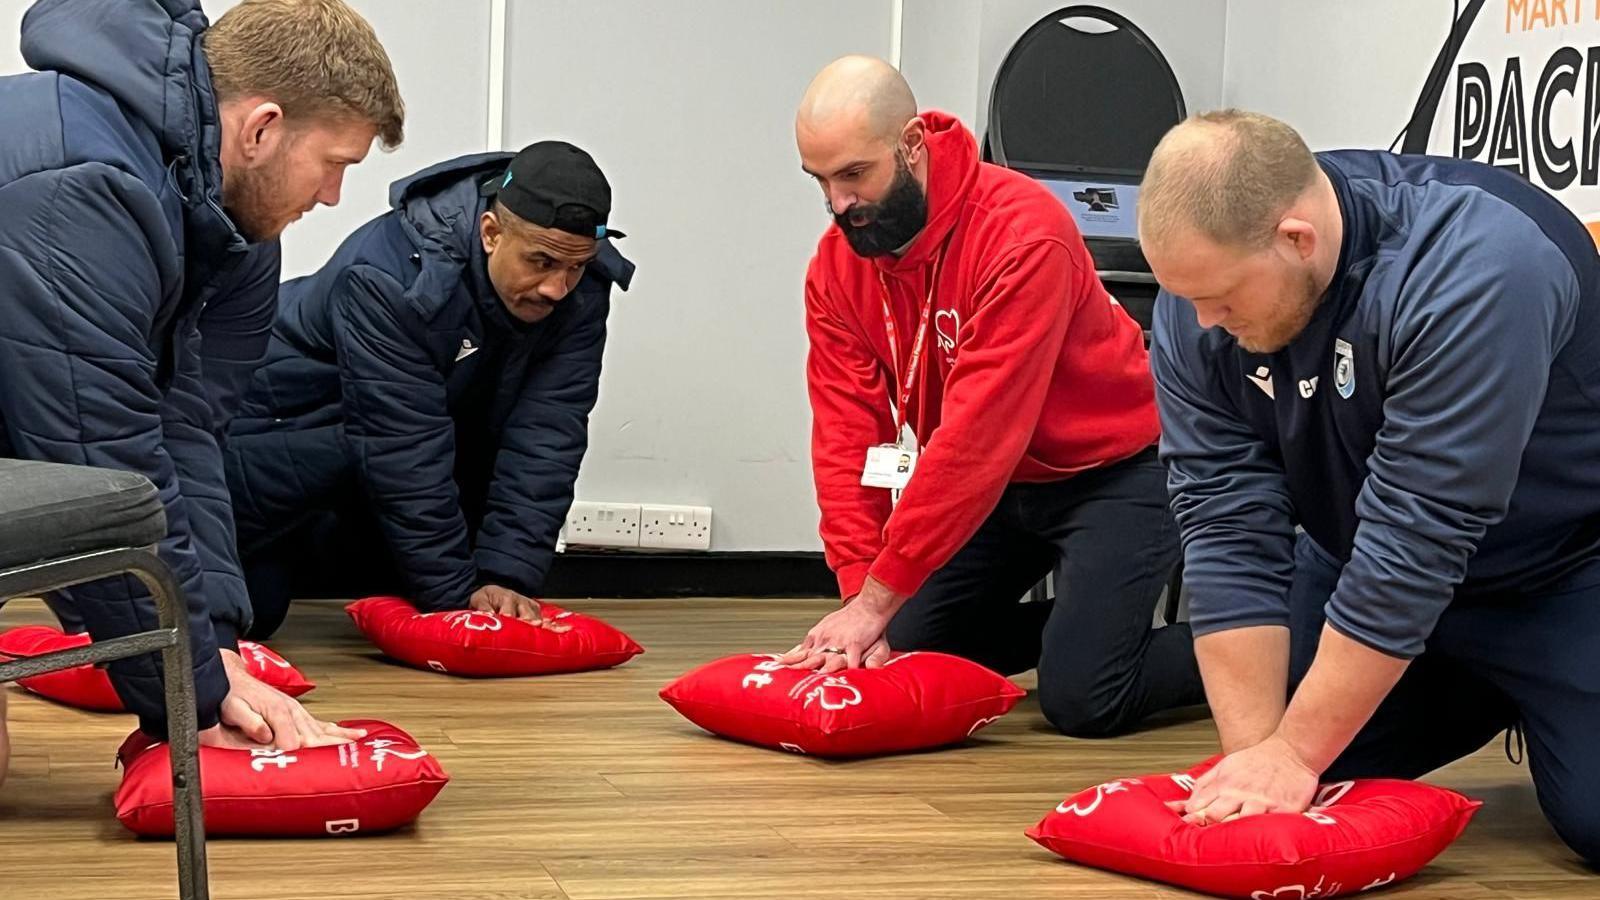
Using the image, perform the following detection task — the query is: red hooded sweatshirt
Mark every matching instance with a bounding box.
[804,111,1160,600]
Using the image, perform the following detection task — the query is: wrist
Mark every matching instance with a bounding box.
[854,577,907,618]
[1269,719,1331,776]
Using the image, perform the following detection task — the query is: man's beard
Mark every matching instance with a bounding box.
[1237,271,1321,354]
[835,154,928,257]
[225,156,298,242]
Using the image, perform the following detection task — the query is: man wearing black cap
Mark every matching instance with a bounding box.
[224,143,634,635]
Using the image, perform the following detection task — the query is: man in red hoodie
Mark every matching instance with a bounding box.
[779,56,1203,736]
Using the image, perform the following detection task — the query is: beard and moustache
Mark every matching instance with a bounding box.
[834,152,928,257]
[1235,269,1323,354]
[224,154,301,242]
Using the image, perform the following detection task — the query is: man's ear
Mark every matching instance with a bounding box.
[234,101,287,165]
[481,210,502,255]
[900,116,928,165]
[1277,216,1318,263]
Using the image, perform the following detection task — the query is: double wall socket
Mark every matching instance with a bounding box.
[640,504,712,550]
[563,501,712,551]
[563,501,640,548]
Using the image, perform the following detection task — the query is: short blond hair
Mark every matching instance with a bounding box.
[205,0,404,150]
[1139,109,1316,249]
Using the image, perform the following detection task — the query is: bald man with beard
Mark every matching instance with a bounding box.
[778,56,1205,737]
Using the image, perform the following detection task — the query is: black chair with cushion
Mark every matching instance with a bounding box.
[0,459,208,899]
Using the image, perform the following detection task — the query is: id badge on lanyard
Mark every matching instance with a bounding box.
[861,259,941,497]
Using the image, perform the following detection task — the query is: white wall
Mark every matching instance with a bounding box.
[2,3,26,74]
[899,0,986,126]
[501,0,895,552]
[3,1,493,278]
[1221,0,1453,150]
[205,0,494,277]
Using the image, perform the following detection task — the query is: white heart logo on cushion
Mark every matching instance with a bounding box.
[1055,780,1136,817]
[366,738,430,772]
[966,715,1003,736]
[238,640,292,669]
[803,676,862,711]
[1314,781,1355,807]
[1250,887,1307,900]
[442,611,502,632]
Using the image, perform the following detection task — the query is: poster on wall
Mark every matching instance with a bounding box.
[1405,0,1600,246]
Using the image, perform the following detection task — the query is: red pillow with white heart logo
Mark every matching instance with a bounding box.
[659,651,1025,758]
[234,640,316,697]
[345,596,642,677]
[0,627,314,711]
[114,718,448,837]
[1026,758,1481,898]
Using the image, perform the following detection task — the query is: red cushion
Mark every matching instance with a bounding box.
[0,626,122,710]
[659,651,1025,758]
[345,596,643,677]
[234,640,316,697]
[115,718,449,837]
[1026,758,1482,898]
[0,626,315,711]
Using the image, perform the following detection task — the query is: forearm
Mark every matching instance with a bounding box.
[1275,623,1409,773]
[1195,626,1290,753]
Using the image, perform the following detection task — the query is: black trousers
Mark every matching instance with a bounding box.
[1289,533,1600,866]
[885,446,1205,736]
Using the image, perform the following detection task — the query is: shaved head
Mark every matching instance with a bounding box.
[1139,110,1344,354]
[795,56,931,257]
[797,55,918,144]
[1139,109,1318,250]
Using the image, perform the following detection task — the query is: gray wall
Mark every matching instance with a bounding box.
[1221,0,1451,150]
[204,0,495,278]
[501,0,895,552]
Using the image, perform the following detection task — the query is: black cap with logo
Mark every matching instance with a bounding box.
[480,140,625,240]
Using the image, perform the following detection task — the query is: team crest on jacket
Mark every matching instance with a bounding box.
[1334,338,1355,399]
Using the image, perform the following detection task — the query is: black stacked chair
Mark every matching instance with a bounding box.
[0,459,208,899]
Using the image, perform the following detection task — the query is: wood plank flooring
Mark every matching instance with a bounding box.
[0,597,1588,899]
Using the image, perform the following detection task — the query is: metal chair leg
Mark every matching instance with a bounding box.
[129,554,209,900]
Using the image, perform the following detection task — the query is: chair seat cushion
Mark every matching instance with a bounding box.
[0,460,164,571]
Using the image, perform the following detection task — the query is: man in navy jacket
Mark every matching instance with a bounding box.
[1142,110,1600,865]
[0,0,403,775]
[227,142,633,634]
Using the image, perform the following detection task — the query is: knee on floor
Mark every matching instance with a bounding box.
[1039,682,1134,739]
[1543,800,1600,869]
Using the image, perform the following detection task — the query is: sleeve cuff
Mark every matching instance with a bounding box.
[475,561,543,599]
[211,618,239,654]
[1324,608,1421,661]
[417,569,479,612]
[1188,613,1293,639]
[835,562,871,601]
[867,545,933,599]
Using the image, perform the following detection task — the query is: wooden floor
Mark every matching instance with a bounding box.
[0,597,1590,899]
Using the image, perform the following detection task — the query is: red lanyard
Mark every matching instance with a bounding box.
[877,246,948,440]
